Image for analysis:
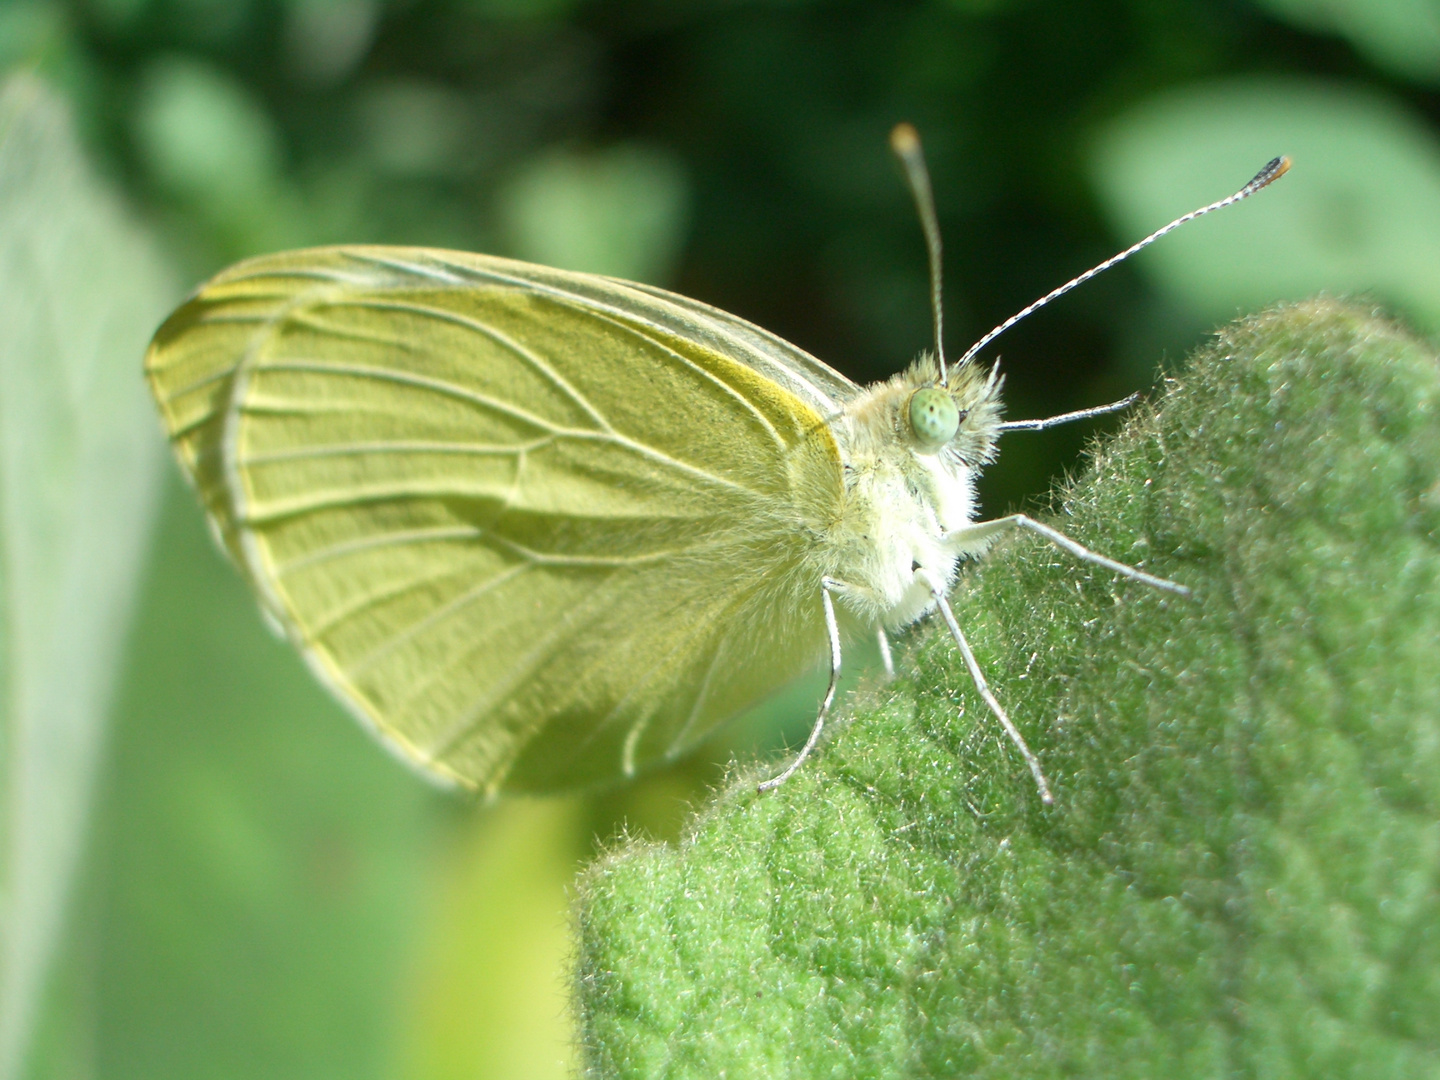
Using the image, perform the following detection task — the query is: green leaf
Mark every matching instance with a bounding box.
[1091,78,1440,334]
[497,144,690,284]
[354,80,473,177]
[576,300,1440,1077]
[133,55,282,209]
[0,74,175,1079]
[132,55,306,255]
[1255,0,1440,86]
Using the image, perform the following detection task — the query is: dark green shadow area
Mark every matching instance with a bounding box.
[576,301,1440,1078]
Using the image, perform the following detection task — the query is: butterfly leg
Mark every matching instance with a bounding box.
[757,580,843,793]
[945,514,1190,596]
[915,568,1054,805]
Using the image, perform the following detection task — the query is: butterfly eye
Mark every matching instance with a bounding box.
[907,386,959,451]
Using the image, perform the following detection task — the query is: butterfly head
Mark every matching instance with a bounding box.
[899,353,1003,467]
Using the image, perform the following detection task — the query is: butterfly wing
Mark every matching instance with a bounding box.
[145,246,851,794]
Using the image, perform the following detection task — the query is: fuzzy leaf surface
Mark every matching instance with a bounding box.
[577,301,1440,1078]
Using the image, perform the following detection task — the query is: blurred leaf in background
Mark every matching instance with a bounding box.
[1256,0,1440,84]
[0,74,174,1080]
[75,479,441,1080]
[1091,78,1440,351]
[497,142,689,281]
[131,54,306,256]
[282,0,382,88]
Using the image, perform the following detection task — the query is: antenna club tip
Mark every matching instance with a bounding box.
[1252,155,1292,189]
[890,122,921,155]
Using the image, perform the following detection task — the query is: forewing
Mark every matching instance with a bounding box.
[145,247,846,793]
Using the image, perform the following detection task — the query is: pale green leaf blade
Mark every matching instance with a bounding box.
[0,74,175,1079]
[85,478,440,1080]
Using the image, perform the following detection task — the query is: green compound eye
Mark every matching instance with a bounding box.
[907,386,960,451]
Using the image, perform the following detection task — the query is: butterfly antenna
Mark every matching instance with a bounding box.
[955,155,1291,369]
[891,123,948,387]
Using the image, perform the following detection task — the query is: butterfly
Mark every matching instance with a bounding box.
[144,124,1287,804]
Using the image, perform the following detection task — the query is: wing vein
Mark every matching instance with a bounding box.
[304,561,484,640]
[239,436,553,466]
[581,310,787,451]
[243,360,753,496]
[275,523,488,576]
[341,251,466,284]
[413,253,857,413]
[217,265,379,288]
[486,532,693,569]
[419,576,623,766]
[154,364,240,405]
[341,561,532,680]
[346,297,616,434]
[247,359,562,433]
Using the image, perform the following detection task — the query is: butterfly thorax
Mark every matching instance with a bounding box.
[823,358,1003,630]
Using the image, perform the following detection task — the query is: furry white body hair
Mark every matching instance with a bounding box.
[823,356,1004,630]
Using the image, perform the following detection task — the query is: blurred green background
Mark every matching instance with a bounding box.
[2,1,1439,1076]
